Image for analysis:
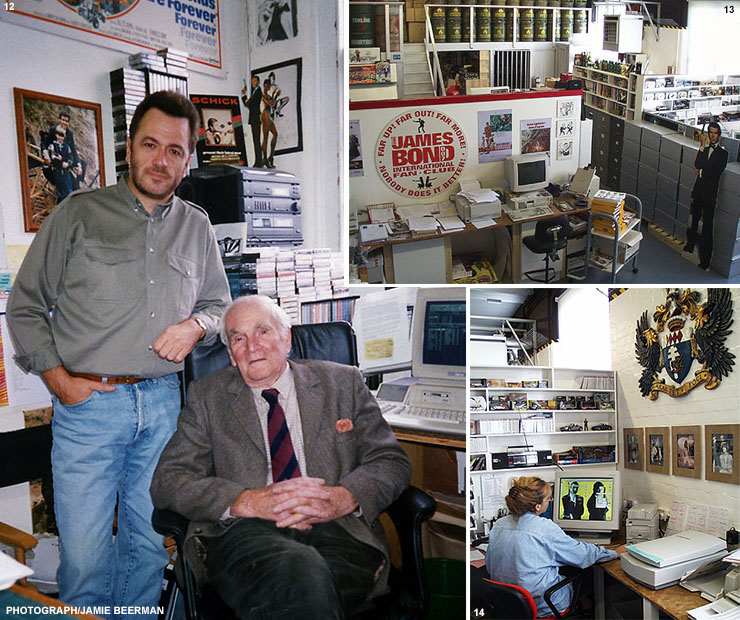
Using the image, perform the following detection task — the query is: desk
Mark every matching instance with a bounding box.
[363,202,590,284]
[1,585,103,619]
[595,558,708,620]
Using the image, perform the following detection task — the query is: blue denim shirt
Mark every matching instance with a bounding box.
[485,512,617,616]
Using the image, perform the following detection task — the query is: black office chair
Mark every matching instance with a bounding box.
[153,320,437,620]
[473,564,584,620]
[0,425,55,588]
[522,215,572,283]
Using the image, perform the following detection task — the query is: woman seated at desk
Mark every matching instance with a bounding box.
[485,476,619,617]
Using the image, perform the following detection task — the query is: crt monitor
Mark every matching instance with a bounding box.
[410,288,466,385]
[504,153,549,193]
[552,468,622,544]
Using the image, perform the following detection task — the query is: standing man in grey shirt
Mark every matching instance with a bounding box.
[7,90,231,620]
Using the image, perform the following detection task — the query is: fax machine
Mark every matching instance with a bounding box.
[621,531,728,589]
[454,180,502,221]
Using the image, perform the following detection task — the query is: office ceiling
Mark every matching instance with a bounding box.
[469,288,534,319]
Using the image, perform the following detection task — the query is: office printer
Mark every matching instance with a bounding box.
[621,531,728,589]
[454,180,502,221]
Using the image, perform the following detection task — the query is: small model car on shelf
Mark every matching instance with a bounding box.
[592,423,613,431]
[559,423,583,432]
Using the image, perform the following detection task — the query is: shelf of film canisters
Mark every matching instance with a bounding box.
[469,365,618,473]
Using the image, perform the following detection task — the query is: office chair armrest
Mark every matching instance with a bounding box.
[384,486,437,616]
[152,507,190,545]
[0,522,38,553]
[543,569,583,619]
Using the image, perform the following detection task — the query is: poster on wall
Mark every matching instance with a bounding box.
[13,88,105,233]
[349,120,364,178]
[520,118,551,154]
[0,1,223,75]
[477,109,512,163]
[190,94,247,167]
[251,58,303,160]
[556,119,575,138]
[257,0,298,45]
[375,108,468,199]
[557,139,574,160]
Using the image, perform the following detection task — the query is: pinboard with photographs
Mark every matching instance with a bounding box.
[623,427,644,471]
[672,425,702,479]
[13,88,105,232]
[251,58,303,157]
[705,424,740,484]
[645,426,670,475]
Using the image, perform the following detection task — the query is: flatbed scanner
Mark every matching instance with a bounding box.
[621,531,728,589]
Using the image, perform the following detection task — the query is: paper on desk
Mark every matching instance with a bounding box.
[725,549,740,564]
[396,204,433,220]
[471,216,497,229]
[407,216,438,232]
[0,550,33,590]
[459,188,500,204]
[433,201,458,218]
[437,215,465,231]
[367,206,396,223]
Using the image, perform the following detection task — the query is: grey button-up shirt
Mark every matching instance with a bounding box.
[7,176,231,378]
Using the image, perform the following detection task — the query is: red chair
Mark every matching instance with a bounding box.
[476,569,583,620]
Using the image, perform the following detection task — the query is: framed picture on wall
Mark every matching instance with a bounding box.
[672,425,702,479]
[557,99,577,119]
[556,139,574,161]
[645,427,670,475]
[251,58,303,160]
[623,427,644,471]
[13,88,105,233]
[705,424,740,484]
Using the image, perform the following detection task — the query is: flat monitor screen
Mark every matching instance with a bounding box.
[422,301,466,368]
[557,477,614,522]
[518,159,546,186]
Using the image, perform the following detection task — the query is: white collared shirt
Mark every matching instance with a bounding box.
[249,363,307,486]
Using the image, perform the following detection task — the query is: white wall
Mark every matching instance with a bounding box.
[548,286,611,370]
[349,92,582,214]
[0,0,342,259]
[609,288,740,524]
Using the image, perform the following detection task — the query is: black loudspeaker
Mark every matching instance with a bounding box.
[491,453,509,470]
[175,165,244,224]
[537,450,553,466]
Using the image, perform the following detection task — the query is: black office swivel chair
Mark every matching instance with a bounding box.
[471,564,584,620]
[522,215,572,283]
[0,425,55,588]
[153,321,437,620]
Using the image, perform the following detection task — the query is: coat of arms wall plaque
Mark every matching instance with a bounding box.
[634,289,735,400]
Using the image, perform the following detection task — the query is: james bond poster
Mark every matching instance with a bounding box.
[0,1,223,74]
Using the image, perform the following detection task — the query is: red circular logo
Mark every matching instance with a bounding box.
[375,109,467,199]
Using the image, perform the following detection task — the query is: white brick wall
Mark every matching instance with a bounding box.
[609,288,740,528]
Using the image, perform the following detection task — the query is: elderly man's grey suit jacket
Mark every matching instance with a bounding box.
[151,359,412,596]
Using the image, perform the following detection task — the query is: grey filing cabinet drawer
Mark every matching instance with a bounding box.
[640,147,659,170]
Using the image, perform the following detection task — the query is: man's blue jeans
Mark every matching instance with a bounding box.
[51,374,181,620]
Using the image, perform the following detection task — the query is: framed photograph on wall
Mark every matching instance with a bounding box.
[645,427,670,475]
[623,427,644,471]
[14,88,105,232]
[251,58,303,160]
[706,424,740,484]
[672,425,702,479]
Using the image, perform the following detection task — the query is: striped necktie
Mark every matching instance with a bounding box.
[262,388,299,483]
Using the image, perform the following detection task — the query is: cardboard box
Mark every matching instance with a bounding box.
[407,22,425,42]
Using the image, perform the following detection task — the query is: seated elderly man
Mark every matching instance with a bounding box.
[151,295,412,619]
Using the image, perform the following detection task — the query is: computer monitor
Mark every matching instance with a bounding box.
[504,153,549,193]
[552,469,622,544]
[410,288,466,385]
